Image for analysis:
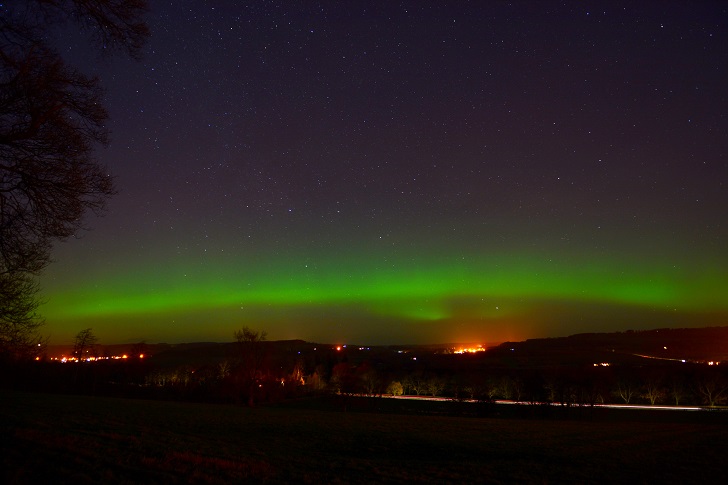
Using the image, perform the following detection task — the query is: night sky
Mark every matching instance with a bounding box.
[41,1,728,346]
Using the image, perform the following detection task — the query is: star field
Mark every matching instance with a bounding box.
[42,2,728,345]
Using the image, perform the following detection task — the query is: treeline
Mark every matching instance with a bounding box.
[5,340,727,410]
[292,357,728,408]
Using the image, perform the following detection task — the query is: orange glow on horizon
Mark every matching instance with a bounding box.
[454,345,486,354]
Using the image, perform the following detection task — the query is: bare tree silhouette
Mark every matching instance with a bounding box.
[0,1,148,358]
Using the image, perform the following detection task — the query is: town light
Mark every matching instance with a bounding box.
[454,345,486,354]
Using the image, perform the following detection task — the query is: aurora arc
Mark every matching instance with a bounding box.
[44,247,728,327]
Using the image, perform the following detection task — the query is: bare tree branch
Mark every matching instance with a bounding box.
[0,1,148,360]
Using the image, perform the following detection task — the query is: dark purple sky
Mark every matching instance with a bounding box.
[42,1,728,345]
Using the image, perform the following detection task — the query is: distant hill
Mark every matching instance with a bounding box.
[45,326,728,370]
[489,326,728,368]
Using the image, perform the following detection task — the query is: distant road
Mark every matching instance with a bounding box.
[389,395,712,412]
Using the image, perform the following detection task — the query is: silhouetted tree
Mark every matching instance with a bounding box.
[521,370,548,405]
[484,375,501,401]
[289,358,305,385]
[0,0,148,357]
[695,368,728,407]
[426,376,446,397]
[669,374,687,406]
[403,371,426,396]
[449,374,469,401]
[233,327,268,405]
[357,361,381,396]
[171,366,194,387]
[462,383,477,400]
[72,328,98,361]
[544,370,575,406]
[0,272,45,360]
[401,375,414,395]
[330,362,356,395]
[499,375,523,402]
[614,379,637,404]
[641,373,666,406]
[386,380,404,396]
[71,327,98,388]
[217,360,232,379]
[306,369,326,391]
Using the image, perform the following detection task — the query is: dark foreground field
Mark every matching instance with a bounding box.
[2,391,726,484]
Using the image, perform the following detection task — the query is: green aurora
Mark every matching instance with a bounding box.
[42,244,728,344]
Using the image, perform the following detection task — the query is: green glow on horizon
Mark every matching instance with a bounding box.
[43,246,728,326]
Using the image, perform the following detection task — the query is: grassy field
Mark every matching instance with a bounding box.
[2,390,726,484]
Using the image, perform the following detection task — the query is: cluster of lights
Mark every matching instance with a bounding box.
[48,354,145,363]
[593,363,611,367]
[333,345,372,351]
[453,345,485,354]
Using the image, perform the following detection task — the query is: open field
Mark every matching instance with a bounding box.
[2,391,727,484]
